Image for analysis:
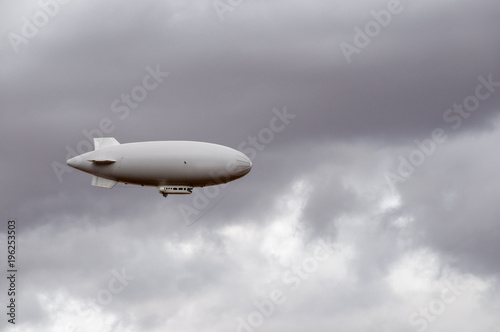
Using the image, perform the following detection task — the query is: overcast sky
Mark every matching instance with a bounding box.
[2,0,500,331]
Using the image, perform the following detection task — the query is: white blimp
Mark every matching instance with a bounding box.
[67,137,252,197]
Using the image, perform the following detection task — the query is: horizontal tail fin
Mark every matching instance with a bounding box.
[88,159,116,165]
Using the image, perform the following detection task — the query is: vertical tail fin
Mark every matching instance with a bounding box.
[92,176,118,188]
[94,137,120,150]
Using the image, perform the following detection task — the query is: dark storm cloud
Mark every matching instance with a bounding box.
[392,121,500,275]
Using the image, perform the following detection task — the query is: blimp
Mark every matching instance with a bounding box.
[66,137,252,197]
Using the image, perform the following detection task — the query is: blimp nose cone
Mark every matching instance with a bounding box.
[229,153,252,178]
[243,156,252,174]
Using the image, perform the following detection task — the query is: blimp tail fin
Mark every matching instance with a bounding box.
[92,176,118,189]
[94,137,120,150]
